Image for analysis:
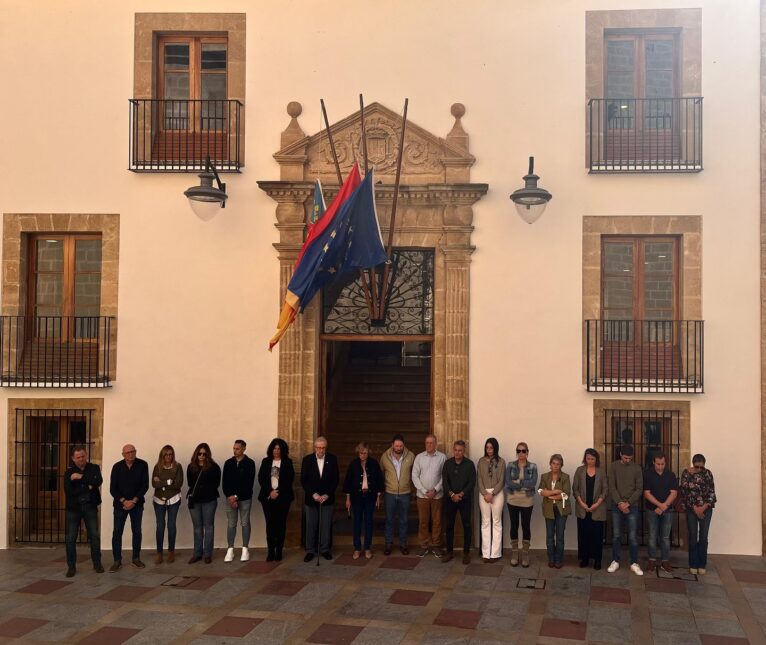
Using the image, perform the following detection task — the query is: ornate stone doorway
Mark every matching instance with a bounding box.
[258,101,487,466]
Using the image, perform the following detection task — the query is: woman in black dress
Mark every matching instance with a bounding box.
[257,438,295,561]
[572,448,608,570]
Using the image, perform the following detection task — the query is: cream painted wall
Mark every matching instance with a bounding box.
[0,0,760,554]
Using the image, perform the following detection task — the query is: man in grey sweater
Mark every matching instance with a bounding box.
[607,445,644,575]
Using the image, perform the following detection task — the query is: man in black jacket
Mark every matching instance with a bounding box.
[442,440,476,565]
[301,436,339,562]
[64,445,103,577]
[222,439,256,563]
[109,444,149,571]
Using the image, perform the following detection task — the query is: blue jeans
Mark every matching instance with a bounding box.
[545,511,567,565]
[686,508,713,569]
[65,506,101,568]
[154,501,180,553]
[646,509,674,561]
[611,506,639,564]
[385,493,410,546]
[112,504,143,562]
[225,498,252,548]
[189,500,217,558]
[352,493,376,551]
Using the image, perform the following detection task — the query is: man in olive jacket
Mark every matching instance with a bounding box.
[381,434,415,555]
[64,445,103,577]
[607,445,644,575]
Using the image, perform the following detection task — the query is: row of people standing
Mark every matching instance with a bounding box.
[63,439,296,577]
[335,435,716,573]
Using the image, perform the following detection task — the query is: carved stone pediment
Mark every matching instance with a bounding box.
[275,102,475,184]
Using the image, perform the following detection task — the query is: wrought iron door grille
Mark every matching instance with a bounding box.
[322,249,434,335]
[603,408,682,547]
[13,408,95,544]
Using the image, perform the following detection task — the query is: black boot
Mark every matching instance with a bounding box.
[275,546,283,562]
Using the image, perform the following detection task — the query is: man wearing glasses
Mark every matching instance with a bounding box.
[607,445,644,576]
[109,444,149,571]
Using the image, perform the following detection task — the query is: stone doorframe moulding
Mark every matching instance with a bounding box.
[6,397,104,546]
[258,102,488,464]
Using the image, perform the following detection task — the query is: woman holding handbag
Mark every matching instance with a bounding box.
[152,445,184,564]
[187,443,221,564]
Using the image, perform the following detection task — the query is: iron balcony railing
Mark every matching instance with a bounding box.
[0,316,114,387]
[588,97,703,173]
[585,320,704,393]
[129,98,242,172]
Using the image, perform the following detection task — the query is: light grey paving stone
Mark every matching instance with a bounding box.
[246,619,302,644]
[589,570,631,588]
[548,574,590,597]
[109,609,204,644]
[544,598,589,621]
[280,581,343,614]
[694,616,746,638]
[585,621,632,644]
[284,563,362,580]
[456,575,497,591]
[444,592,487,612]
[477,610,525,631]
[19,599,115,623]
[420,634,471,645]
[239,592,289,611]
[588,604,632,625]
[648,591,692,610]
[372,566,450,585]
[17,621,87,642]
[351,626,406,644]
[689,593,734,614]
[649,609,697,632]
[652,629,702,645]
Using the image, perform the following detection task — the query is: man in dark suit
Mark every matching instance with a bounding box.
[301,436,339,562]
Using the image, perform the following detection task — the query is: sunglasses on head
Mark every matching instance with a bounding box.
[516,448,528,453]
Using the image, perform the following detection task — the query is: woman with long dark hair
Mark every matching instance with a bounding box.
[572,448,608,570]
[257,438,295,561]
[478,438,506,562]
[152,444,183,564]
[187,442,221,564]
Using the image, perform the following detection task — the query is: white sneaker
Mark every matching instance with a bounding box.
[240,547,250,562]
[607,560,620,573]
[630,563,644,576]
[224,547,235,563]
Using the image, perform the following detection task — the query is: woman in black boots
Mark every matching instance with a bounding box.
[257,438,295,561]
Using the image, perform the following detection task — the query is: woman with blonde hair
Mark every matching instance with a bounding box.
[505,441,538,567]
[187,443,221,564]
[152,445,183,564]
[343,442,384,559]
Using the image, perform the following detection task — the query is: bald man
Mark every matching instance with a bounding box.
[109,444,149,571]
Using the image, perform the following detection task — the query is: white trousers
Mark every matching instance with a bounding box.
[479,490,505,558]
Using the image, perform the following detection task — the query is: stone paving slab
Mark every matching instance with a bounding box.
[0,548,763,644]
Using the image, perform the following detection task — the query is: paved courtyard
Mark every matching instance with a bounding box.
[0,547,764,644]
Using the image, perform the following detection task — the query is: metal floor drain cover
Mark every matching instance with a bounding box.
[162,576,199,587]
[516,578,546,589]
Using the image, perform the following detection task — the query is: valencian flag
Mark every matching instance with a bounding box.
[269,163,387,350]
[309,179,326,226]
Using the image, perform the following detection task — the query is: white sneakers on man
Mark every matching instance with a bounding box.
[629,563,644,576]
[241,547,250,562]
[224,547,235,562]
[607,560,620,573]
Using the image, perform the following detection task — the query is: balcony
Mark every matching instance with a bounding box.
[129,99,242,172]
[0,316,115,387]
[585,320,703,393]
[587,97,703,173]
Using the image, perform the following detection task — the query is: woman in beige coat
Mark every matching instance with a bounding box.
[572,448,608,570]
[539,454,571,568]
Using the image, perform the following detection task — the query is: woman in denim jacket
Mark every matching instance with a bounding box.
[505,442,538,567]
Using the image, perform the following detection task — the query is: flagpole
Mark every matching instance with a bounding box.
[376,98,408,321]
[358,94,378,322]
[320,99,343,186]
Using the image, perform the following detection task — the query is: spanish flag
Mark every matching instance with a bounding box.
[268,164,362,350]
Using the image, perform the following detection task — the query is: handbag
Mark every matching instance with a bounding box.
[186,467,203,509]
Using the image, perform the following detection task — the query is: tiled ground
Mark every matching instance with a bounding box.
[0,548,764,644]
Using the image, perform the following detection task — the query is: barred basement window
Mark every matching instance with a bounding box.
[12,408,96,544]
[602,407,682,547]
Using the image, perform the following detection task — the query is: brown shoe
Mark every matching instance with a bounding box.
[384,545,392,556]
[204,556,212,564]
[352,550,361,560]
[462,552,471,565]
[154,553,163,565]
[646,560,656,573]
[442,551,454,563]
[188,555,202,564]
[660,561,673,573]
[167,551,175,563]
[400,546,409,556]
